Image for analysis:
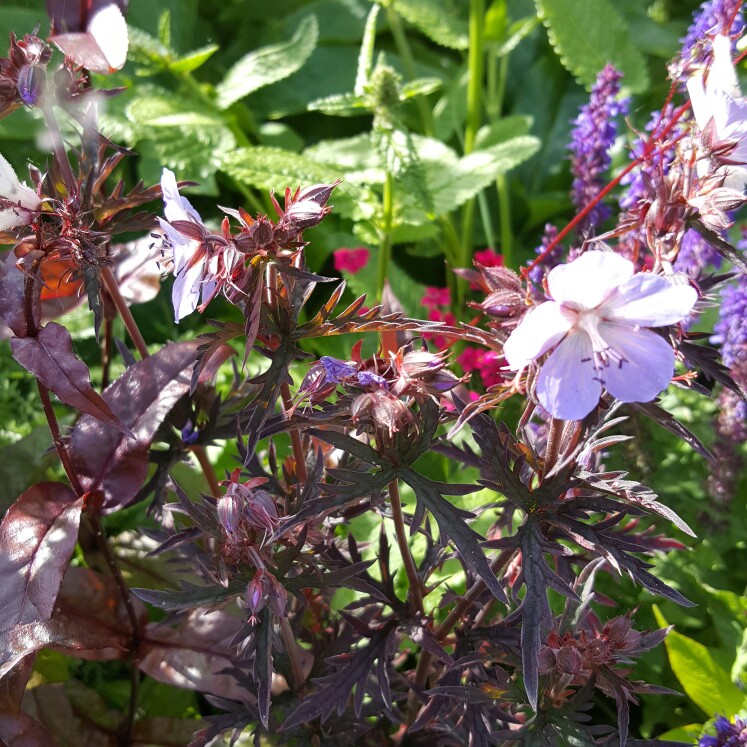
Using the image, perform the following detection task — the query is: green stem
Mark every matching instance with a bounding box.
[377,168,394,300]
[386,6,433,137]
[458,0,486,305]
[494,52,513,267]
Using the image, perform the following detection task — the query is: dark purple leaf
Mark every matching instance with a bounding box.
[11,323,128,434]
[139,609,252,705]
[132,718,203,746]
[0,482,82,634]
[400,469,508,605]
[515,519,578,711]
[0,711,57,746]
[282,622,396,731]
[0,657,35,715]
[69,340,231,511]
[0,249,42,338]
[630,402,712,461]
[132,581,244,612]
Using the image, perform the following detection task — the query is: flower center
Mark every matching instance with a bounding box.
[572,307,627,376]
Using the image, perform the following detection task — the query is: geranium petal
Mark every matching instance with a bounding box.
[536,330,601,421]
[172,258,203,322]
[503,301,573,369]
[599,273,697,326]
[597,322,675,403]
[547,250,634,310]
[160,168,202,225]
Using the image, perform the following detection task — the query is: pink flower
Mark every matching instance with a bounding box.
[503,251,697,420]
[478,350,503,388]
[457,346,483,372]
[333,247,370,275]
[474,248,504,268]
[422,286,451,309]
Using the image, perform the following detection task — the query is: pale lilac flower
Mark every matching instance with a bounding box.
[0,152,40,231]
[159,168,217,322]
[503,251,698,420]
[687,34,747,189]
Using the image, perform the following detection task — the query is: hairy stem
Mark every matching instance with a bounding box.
[41,104,77,193]
[544,417,563,475]
[280,381,309,514]
[101,266,220,496]
[408,548,514,720]
[101,266,149,359]
[388,479,424,614]
[280,616,306,692]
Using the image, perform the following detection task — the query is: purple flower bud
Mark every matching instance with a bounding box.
[16,65,44,107]
[243,569,288,621]
[284,199,325,230]
[180,419,200,444]
[320,356,358,383]
[217,491,243,533]
[297,180,340,207]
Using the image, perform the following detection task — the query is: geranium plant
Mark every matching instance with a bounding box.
[0,0,745,745]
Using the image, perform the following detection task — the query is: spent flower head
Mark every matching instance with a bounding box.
[503,250,697,420]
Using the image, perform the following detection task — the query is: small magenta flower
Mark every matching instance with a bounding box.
[503,251,697,420]
[333,247,369,274]
[422,286,451,309]
[0,152,40,231]
[474,248,504,268]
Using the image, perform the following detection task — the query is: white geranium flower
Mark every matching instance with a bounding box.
[687,34,747,189]
[0,153,40,231]
[158,168,216,322]
[503,251,698,421]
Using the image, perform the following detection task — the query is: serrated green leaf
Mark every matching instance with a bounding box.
[535,0,648,92]
[355,3,380,95]
[653,605,745,718]
[219,146,367,219]
[169,44,219,74]
[216,15,319,110]
[394,0,469,50]
[374,128,433,213]
[425,135,540,215]
[308,92,371,116]
[400,78,442,99]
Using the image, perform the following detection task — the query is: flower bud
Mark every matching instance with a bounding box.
[217,491,243,534]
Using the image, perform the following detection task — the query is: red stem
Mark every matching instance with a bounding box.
[523,100,692,277]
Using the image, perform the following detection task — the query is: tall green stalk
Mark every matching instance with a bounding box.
[377,168,395,299]
[458,0,486,305]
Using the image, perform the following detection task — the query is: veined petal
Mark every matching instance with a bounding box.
[686,74,710,132]
[547,251,634,310]
[596,322,675,403]
[160,168,202,225]
[708,34,740,100]
[503,301,573,369]
[172,256,204,322]
[0,152,40,231]
[536,330,601,420]
[599,273,697,327]
[88,3,128,72]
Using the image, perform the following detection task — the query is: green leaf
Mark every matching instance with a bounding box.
[308,92,371,116]
[355,3,380,95]
[653,605,745,718]
[216,15,319,110]
[534,0,649,92]
[127,94,235,193]
[394,0,469,50]
[400,78,442,99]
[425,135,540,215]
[219,146,366,216]
[475,116,534,148]
[0,8,41,43]
[656,725,703,742]
[169,44,219,73]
